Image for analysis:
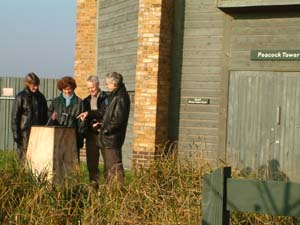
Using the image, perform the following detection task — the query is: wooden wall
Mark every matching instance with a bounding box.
[171,1,300,169]
[218,0,300,8]
[170,0,227,163]
[97,0,139,91]
[229,10,300,71]
[226,9,300,180]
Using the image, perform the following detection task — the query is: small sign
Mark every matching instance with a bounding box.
[2,88,14,96]
[187,98,209,104]
[251,50,300,61]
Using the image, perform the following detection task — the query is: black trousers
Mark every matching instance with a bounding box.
[17,130,30,162]
[86,131,100,183]
[101,147,124,184]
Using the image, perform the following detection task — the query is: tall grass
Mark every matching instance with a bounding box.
[1,150,299,224]
[0,151,204,224]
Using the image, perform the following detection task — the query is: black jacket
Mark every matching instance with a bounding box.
[82,91,108,133]
[99,83,130,149]
[48,93,84,148]
[11,88,48,144]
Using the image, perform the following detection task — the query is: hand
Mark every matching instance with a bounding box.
[92,122,101,128]
[77,112,88,121]
[51,112,58,120]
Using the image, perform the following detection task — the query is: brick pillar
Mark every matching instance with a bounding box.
[133,0,174,167]
[74,0,98,98]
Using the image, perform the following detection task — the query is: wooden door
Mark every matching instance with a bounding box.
[227,71,300,180]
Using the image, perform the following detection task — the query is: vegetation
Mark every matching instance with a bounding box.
[0,150,299,224]
[0,151,203,224]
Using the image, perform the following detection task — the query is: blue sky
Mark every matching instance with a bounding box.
[0,0,77,78]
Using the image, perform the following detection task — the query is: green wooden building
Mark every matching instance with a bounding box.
[75,0,300,180]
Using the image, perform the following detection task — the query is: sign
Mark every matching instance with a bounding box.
[251,50,300,61]
[187,98,209,104]
[2,88,14,96]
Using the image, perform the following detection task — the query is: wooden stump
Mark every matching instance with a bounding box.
[26,126,79,182]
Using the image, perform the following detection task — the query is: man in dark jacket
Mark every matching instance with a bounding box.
[11,72,48,162]
[81,75,108,186]
[100,72,130,184]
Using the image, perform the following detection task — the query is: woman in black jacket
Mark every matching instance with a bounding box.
[11,72,48,162]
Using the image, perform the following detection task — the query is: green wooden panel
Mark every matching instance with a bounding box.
[218,0,300,8]
[170,0,225,160]
[227,71,300,181]
[169,0,186,141]
[97,0,139,91]
[202,167,231,225]
[229,11,300,72]
[277,73,300,180]
[121,92,134,168]
[227,178,300,216]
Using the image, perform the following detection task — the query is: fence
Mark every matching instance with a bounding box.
[202,167,300,225]
[0,77,59,150]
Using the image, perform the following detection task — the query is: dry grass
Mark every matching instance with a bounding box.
[0,151,205,225]
[0,150,299,224]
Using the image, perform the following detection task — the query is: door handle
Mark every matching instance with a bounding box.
[276,106,281,125]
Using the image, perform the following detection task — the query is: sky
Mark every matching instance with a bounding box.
[0,0,77,78]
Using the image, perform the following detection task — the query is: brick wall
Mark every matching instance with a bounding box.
[133,0,173,167]
[74,0,98,98]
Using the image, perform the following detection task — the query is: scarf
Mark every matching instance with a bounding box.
[62,93,74,107]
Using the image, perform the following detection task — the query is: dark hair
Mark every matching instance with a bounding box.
[57,76,77,91]
[24,72,40,86]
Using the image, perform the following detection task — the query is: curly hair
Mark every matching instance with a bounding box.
[57,76,77,91]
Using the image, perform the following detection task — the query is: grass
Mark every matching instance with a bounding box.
[1,150,300,224]
[0,150,204,224]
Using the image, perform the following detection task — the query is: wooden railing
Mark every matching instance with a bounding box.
[202,167,300,225]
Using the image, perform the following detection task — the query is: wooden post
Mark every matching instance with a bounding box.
[202,167,231,225]
[26,126,79,183]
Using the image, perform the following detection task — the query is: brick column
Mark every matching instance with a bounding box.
[133,0,174,167]
[74,0,98,98]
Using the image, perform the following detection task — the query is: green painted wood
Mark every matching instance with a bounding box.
[202,167,231,225]
[171,0,226,160]
[97,0,139,91]
[169,0,185,141]
[229,11,300,72]
[218,0,300,8]
[227,178,300,216]
[227,71,300,181]
[121,92,134,168]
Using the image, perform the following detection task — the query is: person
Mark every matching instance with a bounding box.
[81,75,108,186]
[48,76,84,161]
[97,72,131,184]
[78,72,130,184]
[11,72,48,162]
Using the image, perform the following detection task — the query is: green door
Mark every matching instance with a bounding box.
[227,71,300,181]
